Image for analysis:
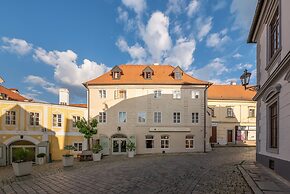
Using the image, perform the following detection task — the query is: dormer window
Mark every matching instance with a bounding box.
[172,66,183,80]
[111,66,123,80]
[142,66,154,80]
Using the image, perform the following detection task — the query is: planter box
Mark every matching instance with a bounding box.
[93,153,102,161]
[62,156,74,167]
[37,157,45,165]
[12,161,32,176]
[128,151,135,158]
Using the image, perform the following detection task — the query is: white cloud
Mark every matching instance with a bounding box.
[1,37,33,55]
[187,0,200,17]
[164,38,196,70]
[141,11,172,62]
[233,53,242,58]
[206,30,230,48]
[236,63,253,70]
[121,0,146,15]
[24,75,59,95]
[117,7,136,31]
[166,0,186,15]
[116,37,147,63]
[196,17,212,41]
[230,0,258,31]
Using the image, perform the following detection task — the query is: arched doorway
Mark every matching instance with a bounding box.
[10,140,36,163]
[111,134,127,155]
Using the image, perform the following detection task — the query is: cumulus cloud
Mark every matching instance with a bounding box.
[121,0,146,15]
[196,17,212,41]
[187,0,200,17]
[24,75,59,95]
[1,37,33,55]
[230,0,258,31]
[206,29,230,48]
[164,38,196,70]
[166,0,186,15]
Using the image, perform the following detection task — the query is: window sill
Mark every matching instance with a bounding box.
[266,48,281,71]
[266,147,279,154]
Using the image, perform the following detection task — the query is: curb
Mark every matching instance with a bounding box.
[238,165,263,194]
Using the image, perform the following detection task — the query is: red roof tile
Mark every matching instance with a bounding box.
[208,85,256,101]
[0,85,30,102]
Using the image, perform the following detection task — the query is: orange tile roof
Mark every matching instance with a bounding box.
[85,64,209,86]
[208,85,256,101]
[0,85,30,102]
[69,104,87,108]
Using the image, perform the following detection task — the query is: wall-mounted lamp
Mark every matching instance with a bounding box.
[240,69,260,91]
[117,126,121,131]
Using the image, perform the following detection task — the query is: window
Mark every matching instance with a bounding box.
[119,112,127,123]
[269,102,278,148]
[138,112,146,123]
[161,135,169,149]
[72,116,81,127]
[114,90,127,99]
[99,90,106,98]
[5,111,16,125]
[248,107,255,118]
[192,113,199,123]
[270,8,280,58]
[227,107,234,118]
[154,90,161,98]
[174,72,182,80]
[154,112,162,123]
[145,72,152,79]
[210,107,215,117]
[173,112,181,123]
[191,91,200,99]
[30,112,40,126]
[113,71,121,79]
[53,114,62,127]
[173,90,181,99]
[73,142,83,151]
[99,112,107,123]
[185,135,194,149]
[145,135,154,149]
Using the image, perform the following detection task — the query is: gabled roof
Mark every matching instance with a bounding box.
[142,66,154,74]
[208,85,256,101]
[0,85,30,102]
[85,64,209,86]
[172,66,183,73]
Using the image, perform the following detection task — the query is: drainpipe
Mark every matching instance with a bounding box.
[203,83,212,153]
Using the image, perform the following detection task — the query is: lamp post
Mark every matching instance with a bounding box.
[240,69,259,91]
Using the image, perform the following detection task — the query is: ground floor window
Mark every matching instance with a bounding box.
[161,135,169,149]
[145,135,154,149]
[73,142,83,151]
[269,102,278,148]
[185,135,194,148]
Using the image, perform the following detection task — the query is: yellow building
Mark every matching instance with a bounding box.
[0,85,87,166]
[208,84,256,145]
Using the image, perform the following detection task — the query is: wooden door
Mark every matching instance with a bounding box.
[211,126,217,143]
[227,130,233,143]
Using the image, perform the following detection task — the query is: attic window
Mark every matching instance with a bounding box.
[172,66,183,80]
[113,72,121,79]
[145,72,152,79]
[142,66,154,80]
[111,66,123,80]
[175,72,182,80]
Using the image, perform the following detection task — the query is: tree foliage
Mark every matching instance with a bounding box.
[76,118,98,150]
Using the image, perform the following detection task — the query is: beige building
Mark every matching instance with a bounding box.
[248,0,290,180]
[208,84,256,145]
[0,84,87,165]
[85,64,212,155]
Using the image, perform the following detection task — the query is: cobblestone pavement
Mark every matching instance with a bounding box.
[0,147,255,194]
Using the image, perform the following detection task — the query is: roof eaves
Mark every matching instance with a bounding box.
[247,0,265,43]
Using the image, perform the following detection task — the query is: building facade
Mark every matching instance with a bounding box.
[85,64,212,155]
[208,85,256,145]
[248,0,290,180]
[0,85,87,166]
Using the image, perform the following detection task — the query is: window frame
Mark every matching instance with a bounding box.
[153,112,162,123]
[72,115,81,128]
[99,112,107,123]
[137,112,146,123]
[161,135,169,149]
[99,90,107,98]
[191,112,199,124]
[248,107,256,118]
[172,90,181,99]
[173,112,181,123]
[267,98,279,153]
[114,90,127,99]
[226,107,234,118]
[145,135,154,149]
[118,112,127,123]
[153,90,162,99]
[73,142,83,152]
[185,135,194,149]
[191,90,200,99]
[29,112,40,126]
[53,114,62,127]
[5,111,16,125]
[269,7,281,59]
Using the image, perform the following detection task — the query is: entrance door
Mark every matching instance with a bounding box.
[112,138,127,154]
[227,130,233,143]
[211,126,217,143]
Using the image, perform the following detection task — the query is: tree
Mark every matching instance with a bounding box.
[76,118,98,151]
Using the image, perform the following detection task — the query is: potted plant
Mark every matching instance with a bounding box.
[62,145,75,167]
[12,148,34,176]
[92,144,103,161]
[76,118,98,151]
[126,140,136,158]
[37,153,46,165]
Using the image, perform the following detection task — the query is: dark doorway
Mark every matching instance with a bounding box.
[211,126,217,143]
[227,130,233,143]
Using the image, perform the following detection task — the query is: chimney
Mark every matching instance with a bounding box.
[9,88,20,94]
[153,63,159,66]
[59,88,69,105]
[230,81,237,85]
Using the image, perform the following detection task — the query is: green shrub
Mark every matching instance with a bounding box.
[126,140,136,151]
[14,148,34,163]
[92,144,103,154]
[63,145,76,157]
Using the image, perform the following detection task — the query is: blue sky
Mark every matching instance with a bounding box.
[0,0,257,104]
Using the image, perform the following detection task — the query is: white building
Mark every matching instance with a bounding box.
[84,64,212,155]
[248,0,290,180]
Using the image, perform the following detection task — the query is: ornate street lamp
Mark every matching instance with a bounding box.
[240,69,259,91]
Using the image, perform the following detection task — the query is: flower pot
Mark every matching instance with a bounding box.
[12,161,32,176]
[62,156,74,167]
[37,157,45,165]
[128,151,135,158]
[93,153,102,161]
